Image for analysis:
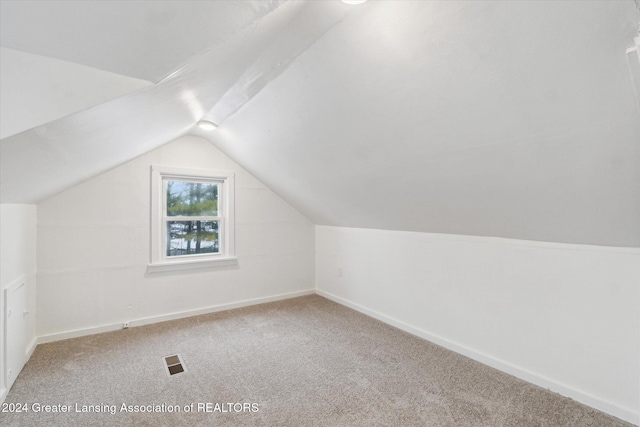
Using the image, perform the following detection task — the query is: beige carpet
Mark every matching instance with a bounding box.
[0,295,632,426]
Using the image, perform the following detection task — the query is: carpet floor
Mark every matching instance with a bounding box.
[0,295,632,426]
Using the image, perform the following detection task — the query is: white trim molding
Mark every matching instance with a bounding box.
[316,289,638,425]
[315,225,640,425]
[38,289,315,344]
[148,165,235,273]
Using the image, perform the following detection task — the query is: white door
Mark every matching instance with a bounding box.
[5,278,28,391]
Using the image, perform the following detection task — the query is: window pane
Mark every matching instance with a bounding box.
[166,221,219,257]
[166,181,218,216]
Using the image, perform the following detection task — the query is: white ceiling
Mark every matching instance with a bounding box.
[0,47,152,139]
[1,0,639,247]
[0,0,287,83]
[0,0,306,203]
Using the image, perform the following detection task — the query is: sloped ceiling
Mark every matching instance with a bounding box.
[0,0,287,83]
[0,47,153,139]
[210,0,640,248]
[0,0,306,202]
[1,0,639,247]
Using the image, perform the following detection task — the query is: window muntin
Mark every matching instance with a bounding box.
[164,180,221,258]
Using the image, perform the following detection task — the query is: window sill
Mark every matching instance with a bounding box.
[146,257,238,274]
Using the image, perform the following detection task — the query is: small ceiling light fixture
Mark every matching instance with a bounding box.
[197,120,218,131]
[341,0,367,4]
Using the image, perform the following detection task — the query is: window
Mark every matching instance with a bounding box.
[148,166,236,272]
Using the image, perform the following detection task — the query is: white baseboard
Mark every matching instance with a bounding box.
[29,287,639,424]
[38,289,315,344]
[25,336,37,360]
[38,323,124,344]
[316,289,638,426]
[25,336,38,365]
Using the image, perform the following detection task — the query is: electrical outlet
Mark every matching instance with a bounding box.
[123,321,130,329]
[337,267,343,277]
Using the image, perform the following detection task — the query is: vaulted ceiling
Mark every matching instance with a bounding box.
[1,0,639,247]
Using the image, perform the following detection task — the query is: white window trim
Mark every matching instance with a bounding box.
[147,165,236,273]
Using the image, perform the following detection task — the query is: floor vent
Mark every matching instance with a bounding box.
[163,354,187,376]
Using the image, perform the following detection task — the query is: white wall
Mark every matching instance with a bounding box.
[316,226,640,424]
[36,136,314,340]
[0,204,37,401]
